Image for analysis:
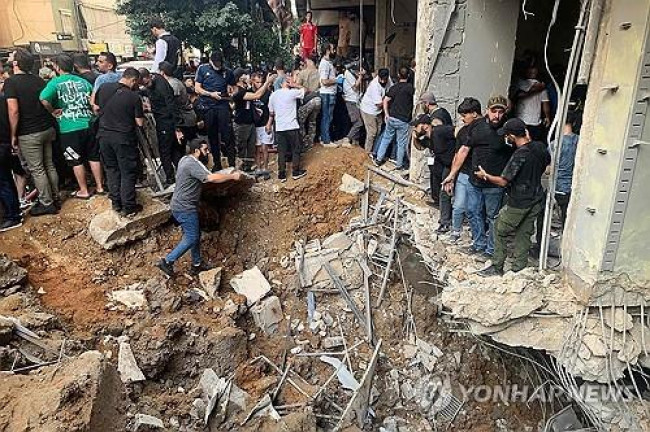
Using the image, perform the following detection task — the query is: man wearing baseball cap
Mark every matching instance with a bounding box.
[443,95,512,257]
[474,118,550,276]
[418,91,452,126]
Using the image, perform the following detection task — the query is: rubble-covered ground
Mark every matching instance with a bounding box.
[0,146,557,431]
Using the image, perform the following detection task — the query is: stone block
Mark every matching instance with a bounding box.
[229,266,271,306]
[133,414,163,431]
[322,336,345,350]
[109,288,148,310]
[117,342,146,384]
[0,255,27,291]
[250,295,283,335]
[339,174,365,195]
[89,193,170,249]
[198,267,223,299]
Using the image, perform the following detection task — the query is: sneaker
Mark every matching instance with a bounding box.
[0,219,23,232]
[189,261,212,276]
[478,264,504,277]
[19,199,33,210]
[120,204,143,218]
[373,157,385,167]
[337,137,353,148]
[156,258,175,277]
[292,170,307,180]
[436,224,450,234]
[322,142,340,148]
[278,172,287,183]
[29,202,58,217]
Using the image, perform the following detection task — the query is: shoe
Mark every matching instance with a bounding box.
[0,219,23,232]
[278,172,287,183]
[478,265,504,277]
[53,199,62,210]
[19,199,33,210]
[464,245,485,255]
[120,204,143,218]
[448,231,461,243]
[337,137,353,148]
[156,258,175,277]
[373,157,385,167]
[322,142,340,148]
[189,261,212,276]
[292,170,307,180]
[436,225,450,234]
[29,202,58,216]
[112,202,123,213]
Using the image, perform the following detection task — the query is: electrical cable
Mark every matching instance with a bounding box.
[12,0,27,44]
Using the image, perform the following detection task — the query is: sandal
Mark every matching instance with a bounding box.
[71,191,93,200]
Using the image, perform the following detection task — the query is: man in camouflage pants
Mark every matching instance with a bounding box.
[298,95,321,151]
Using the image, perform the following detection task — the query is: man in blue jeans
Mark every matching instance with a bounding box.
[374,67,414,172]
[318,43,338,147]
[157,139,242,277]
[443,96,511,256]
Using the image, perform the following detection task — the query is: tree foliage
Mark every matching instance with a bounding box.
[117,0,293,66]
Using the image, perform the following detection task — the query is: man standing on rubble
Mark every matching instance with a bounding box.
[443,96,511,257]
[157,139,242,277]
[360,68,391,154]
[476,118,550,276]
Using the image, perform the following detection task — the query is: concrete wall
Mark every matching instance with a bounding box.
[563,0,650,292]
[375,0,417,74]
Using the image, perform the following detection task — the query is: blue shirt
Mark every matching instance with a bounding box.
[554,133,579,194]
[195,64,234,109]
[93,71,121,93]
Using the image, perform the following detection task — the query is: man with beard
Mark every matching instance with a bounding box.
[443,96,511,257]
[476,118,550,276]
[195,52,235,171]
[157,139,243,277]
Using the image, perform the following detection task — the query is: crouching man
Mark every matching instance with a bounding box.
[157,139,242,276]
[475,118,550,276]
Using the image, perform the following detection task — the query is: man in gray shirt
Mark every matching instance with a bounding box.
[157,139,242,276]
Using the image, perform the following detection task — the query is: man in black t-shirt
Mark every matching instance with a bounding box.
[232,68,275,172]
[251,72,273,179]
[375,67,415,172]
[443,96,510,256]
[475,118,551,276]
[96,68,145,216]
[73,53,98,85]
[0,80,22,231]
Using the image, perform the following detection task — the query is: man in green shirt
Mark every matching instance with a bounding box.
[40,54,103,199]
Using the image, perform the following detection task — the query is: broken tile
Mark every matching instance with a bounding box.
[250,295,283,335]
[117,342,146,384]
[229,266,271,306]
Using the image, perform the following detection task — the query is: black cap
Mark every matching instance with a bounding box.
[410,113,432,127]
[233,67,249,83]
[497,118,527,137]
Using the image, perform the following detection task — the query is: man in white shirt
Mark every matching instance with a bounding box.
[318,43,337,147]
[360,68,391,153]
[150,18,182,76]
[337,65,365,148]
[513,65,551,141]
[267,76,307,182]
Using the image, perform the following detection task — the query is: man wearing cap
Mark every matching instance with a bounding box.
[231,68,275,172]
[419,91,452,126]
[475,118,550,276]
[412,113,455,232]
[443,95,511,256]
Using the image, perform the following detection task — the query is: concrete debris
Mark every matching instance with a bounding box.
[320,355,360,391]
[201,169,255,198]
[198,267,223,299]
[339,173,365,195]
[250,295,283,335]
[323,232,354,250]
[117,341,146,384]
[488,317,570,352]
[198,368,231,425]
[0,255,27,291]
[416,338,443,372]
[89,192,171,249]
[604,308,634,332]
[229,266,271,306]
[322,336,345,350]
[243,393,281,425]
[133,414,164,431]
[109,287,148,310]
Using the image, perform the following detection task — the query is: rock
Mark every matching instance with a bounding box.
[229,383,250,412]
[403,344,418,359]
[198,267,223,299]
[190,398,207,420]
[339,174,365,195]
[117,342,146,384]
[17,312,58,330]
[322,336,345,350]
[109,288,148,310]
[290,346,303,355]
[229,266,271,306]
[133,414,164,431]
[0,316,14,345]
[209,327,247,377]
[604,308,634,332]
[0,255,27,291]
[322,232,353,250]
[89,192,170,249]
[250,296,283,335]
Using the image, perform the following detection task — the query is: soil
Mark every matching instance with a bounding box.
[0,145,546,431]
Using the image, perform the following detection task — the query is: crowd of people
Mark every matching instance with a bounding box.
[0,14,579,276]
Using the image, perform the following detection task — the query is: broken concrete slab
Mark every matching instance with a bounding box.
[201,170,255,198]
[322,336,345,350]
[250,295,283,335]
[133,414,164,431]
[604,308,634,332]
[488,317,571,353]
[117,342,146,384]
[89,192,170,249]
[322,231,354,251]
[0,255,27,291]
[229,266,271,306]
[198,368,231,425]
[109,287,148,310]
[339,174,365,195]
[198,267,223,299]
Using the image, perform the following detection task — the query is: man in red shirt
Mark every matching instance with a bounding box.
[300,12,318,60]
